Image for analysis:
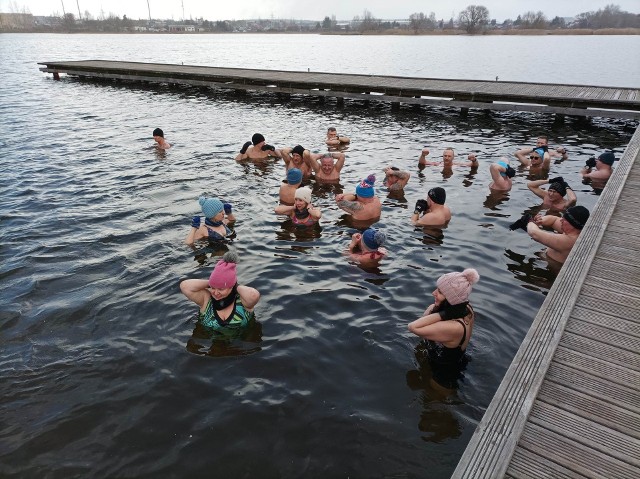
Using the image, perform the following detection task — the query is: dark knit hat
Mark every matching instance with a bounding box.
[563,206,590,230]
[152,128,164,138]
[597,152,616,166]
[548,182,567,197]
[291,145,305,157]
[428,187,446,205]
[251,133,265,145]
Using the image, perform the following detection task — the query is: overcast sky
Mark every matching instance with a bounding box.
[4,1,640,22]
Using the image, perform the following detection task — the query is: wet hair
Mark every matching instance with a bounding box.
[327,127,337,132]
[152,128,164,138]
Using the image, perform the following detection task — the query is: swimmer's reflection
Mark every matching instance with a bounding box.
[191,238,234,265]
[461,168,478,188]
[504,248,561,291]
[582,177,606,195]
[186,317,263,357]
[385,189,408,203]
[483,190,510,211]
[275,220,322,242]
[238,158,277,177]
[406,344,466,442]
[154,148,167,161]
[335,213,380,231]
[417,225,445,246]
[311,182,344,200]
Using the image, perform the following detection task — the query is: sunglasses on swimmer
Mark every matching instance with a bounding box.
[529,155,541,160]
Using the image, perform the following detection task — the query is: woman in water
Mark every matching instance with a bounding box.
[408,268,480,389]
[185,197,235,245]
[274,187,321,226]
[180,251,260,331]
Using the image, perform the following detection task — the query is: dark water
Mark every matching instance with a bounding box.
[0,34,637,478]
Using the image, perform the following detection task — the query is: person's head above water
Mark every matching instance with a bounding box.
[361,228,385,251]
[251,133,265,146]
[597,151,616,166]
[199,196,224,219]
[563,205,590,230]
[287,168,303,185]
[294,186,312,205]
[208,251,238,289]
[153,128,164,138]
[355,174,376,198]
[436,268,480,305]
[427,187,446,205]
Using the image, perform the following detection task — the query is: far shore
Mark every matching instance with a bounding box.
[2,28,640,35]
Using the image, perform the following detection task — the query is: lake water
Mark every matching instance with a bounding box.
[0,33,637,478]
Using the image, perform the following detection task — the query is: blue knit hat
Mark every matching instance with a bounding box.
[355,174,376,198]
[199,197,223,219]
[287,168,303,185]
[533,148,545,160]
[362,228,385,250]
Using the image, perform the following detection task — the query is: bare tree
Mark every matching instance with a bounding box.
[409,12,428,34]
[520,11,547,29]
[458,5,490,33]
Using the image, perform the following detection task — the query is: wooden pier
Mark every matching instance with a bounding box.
[453,125,640,478]
[38,60,640,120]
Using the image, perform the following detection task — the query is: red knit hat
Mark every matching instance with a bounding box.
[208,251,238,289]
[436,268,480,305]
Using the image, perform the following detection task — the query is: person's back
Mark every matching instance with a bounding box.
[279,168,303,205]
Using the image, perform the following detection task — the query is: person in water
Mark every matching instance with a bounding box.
[274,187,321,226]
[185,197,235,245]
[581,151,615,183]
[383,166,411,191]
[526,176,577,213]
[152,128,171,149]
[235,133,281,161]
[305,151,346,183]
[281,145,314,178]
[525,205,590,264]
[335,174,382,221]
[489,160,515,191]
[408,268,480,388]
[515,136,567,168]
[325,127,350,147]
[180,251,260,331]
[347,228,387,265]
[418,147,478,168]
[411,187,451,226]
[279,168,303,205]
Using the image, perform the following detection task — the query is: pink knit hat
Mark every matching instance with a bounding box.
[208,251,238,289]
[436,268,480,305]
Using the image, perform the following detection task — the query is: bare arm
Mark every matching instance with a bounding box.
[564,187,577,209]
[336,193,363,214]
[281,147,292,166]
[304,152,321,173]
[408,312,462,343]
[237,285,260,311]
[179,279,210,309]
[527,179,548,199]
[333,152,346,173]
[275,204,295,215]
[515,147,532,166]
[527,221,571,251]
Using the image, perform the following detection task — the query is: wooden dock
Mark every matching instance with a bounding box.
[37,60,640,119]
[453,125,640,478]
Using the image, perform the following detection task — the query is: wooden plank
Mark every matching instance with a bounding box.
[582,276,640,298]
[518,422,639,478]
[560,332,640,371]
[574,294,640,322]
[570,305,640,337]
[527,401,640,465]
[553,345,639,388]
[546,362,639,410]
[508,448,587,479]
[565,318,640,353]
[538,380,640,438]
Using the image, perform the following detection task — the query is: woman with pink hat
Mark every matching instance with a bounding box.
[408,268,480,368]
[180,251,260,331]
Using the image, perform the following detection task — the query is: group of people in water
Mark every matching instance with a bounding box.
[159,125,616,389]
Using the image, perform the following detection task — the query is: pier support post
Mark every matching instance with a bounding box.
[337,97,345,107]
[460,107,469,118]
[53,72,60,81]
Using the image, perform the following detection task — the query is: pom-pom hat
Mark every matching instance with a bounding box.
[209,251,239,289]
[355,174,376,198]
[294,186,312,204]
[436,268,480,305]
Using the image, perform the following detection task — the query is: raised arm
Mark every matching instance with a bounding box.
[237,284,260,311]
[527,220,570,250]
[281,147,292,166]
[514,147,533,166]
[333,152,346,173]
[527,179,548,199]
[408,312,462,343]
[179,278,211,309]
[335,193,364,214]
[564,185,577,209]
[304,152,321,173]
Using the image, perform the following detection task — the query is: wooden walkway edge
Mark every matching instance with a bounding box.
[37,60,640,119]
[452,126,640,478]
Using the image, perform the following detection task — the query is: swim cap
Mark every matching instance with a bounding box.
[362,228,385,250]
[355,175,376,198]
[287,168,303,185]
[436,268,480,306]
[563,205,590,230]
[251,133,265,145]
[428,187,446,205]
[208,251,238,289]
[532,147,546,160]
[597,152,615,166]
[199,196,224,219]
[153,128,164,138]
[291,145,305,157]
[294,186,312,204]
[548,182,567,197]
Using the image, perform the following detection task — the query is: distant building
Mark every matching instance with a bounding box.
[0,13,35,30]
[168,24,195,32]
